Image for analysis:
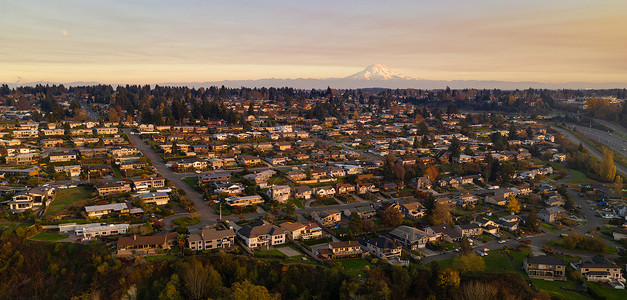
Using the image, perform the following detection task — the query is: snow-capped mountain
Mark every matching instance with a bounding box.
[345,64,417,80]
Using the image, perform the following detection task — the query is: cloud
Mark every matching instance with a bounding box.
[62,29,68,36]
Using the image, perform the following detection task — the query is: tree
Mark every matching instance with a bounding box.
[428,201,452,225]
[457,281,497,300]
[349,212,364,235]
[600,147,616,182]
[506,198,521,214]
[615,175,624,193]
[459,237,472,255]
[448,137,461,161]
[183,259,222,300]
[283,202,296,217]
[230,280,276,300]
[424,166,438,181]
[437,268,460,290]
[382,207,404,227]
[453,253,485,273]
[159,274,183,300]
[527,209,539,232]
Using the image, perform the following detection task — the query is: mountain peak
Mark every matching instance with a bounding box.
[345,64,417,80]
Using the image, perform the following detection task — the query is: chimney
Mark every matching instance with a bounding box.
[133,234,137,240]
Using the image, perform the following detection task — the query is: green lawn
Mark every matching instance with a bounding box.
[531,279,590,300]
[566,169,600,184]
[541,222,559,231]
[46,186,95,216]
[289,198,304,208]
[255,249,287,257]
[144,255,178,261]
[30,232,68,241]
[172,216,200,227]
[182,177,199,189]
[337,259,372,277]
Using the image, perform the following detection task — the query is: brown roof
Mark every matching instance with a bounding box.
[117,232,177,248]
[330,241,360,248]
[200,228,235,240]
[280,222,306,232]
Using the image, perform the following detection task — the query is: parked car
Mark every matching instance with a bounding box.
[498,240,506,244]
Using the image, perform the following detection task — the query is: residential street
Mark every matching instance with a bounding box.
[123,129,219,226]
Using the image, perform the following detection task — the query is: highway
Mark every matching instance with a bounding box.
[571,124,627,159]
[552,126,627,177]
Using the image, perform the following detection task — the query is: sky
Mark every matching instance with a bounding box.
[1,0,627,85]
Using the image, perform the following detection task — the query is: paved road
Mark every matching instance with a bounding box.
[571,124,627,159]
[422,186,621,264]
[122,129,219,226]
[593,118,627,138]
[552,126,627,177]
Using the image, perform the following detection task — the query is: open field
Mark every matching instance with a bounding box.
[30,232,68,241]
[46,186,95,216]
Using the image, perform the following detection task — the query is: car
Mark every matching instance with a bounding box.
[195,170,201,174]
[498,240,506,244]
[590,207,595,211]
[579,193,583,197]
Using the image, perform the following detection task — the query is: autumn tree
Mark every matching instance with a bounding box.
[427,201,452,225]
[183,259,223,300]
[453,253,486,273]
[457,281,497,300]
[437,268,460,290]
[506,198,521,214]
[459,237,472,255]
[382,207,404,227]
[230,280,276,300]
[349,212,364,235]
[424,166,438,181]
[600,147,616,182]
[615,175,623,193]
[527,209,539,232]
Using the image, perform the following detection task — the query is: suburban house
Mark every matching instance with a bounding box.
[94,127,119,135]
[287,170,307,181]
[360,236,402,260]
[314,186,336,198]
[264,155,286,165]
[389,226,436,250]
[188,228,236,251]
[267,185,291,203]
[49,151,77,162]
[537,207,565,223]
[312,209,342,226]
[280,222,323,240]
[455,223,483,237]
[575,256,625,284]
[79,223,130,240]
[116,232,178,256]
[612,226,627,241]
[54,165,82,177]
[225,195,264,207]
[523,255,567,281]
[84,203,130,218]
[237,155,263,166]
[317,241,364,260]
[237,220,286,249]
[213,182,245,196]
[335,183,356,194]
[132,177,166,191]
[425,224,463,242]
[96,181,132,196]
[134,192,170,205]
[292,186,312,200]
[497,215,521,231]
[399,201,425,219]
[472,216,500,235]
[199,171,232,184]
[7,186,55,212]
[409,176,432,190]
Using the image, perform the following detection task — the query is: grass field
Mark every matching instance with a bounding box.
[30,232,68,241]
[182,177,199,189]
[566,169,600,184]
[46,186,95,216]
[337,259,371,277]
[144,255,177,261]
[289,198,304,208]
